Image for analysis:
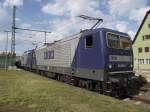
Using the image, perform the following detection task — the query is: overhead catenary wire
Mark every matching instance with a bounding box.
[14,27,51,44]
[0,30,42,51]
[78,15,103,30]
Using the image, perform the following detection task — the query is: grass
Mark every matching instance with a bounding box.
[0,70,149,112]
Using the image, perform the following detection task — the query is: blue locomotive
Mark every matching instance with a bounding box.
[19,28,144,97]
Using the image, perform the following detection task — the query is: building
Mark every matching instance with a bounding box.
[133,10,150,73]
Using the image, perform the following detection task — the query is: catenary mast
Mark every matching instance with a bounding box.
[11,5,16,65]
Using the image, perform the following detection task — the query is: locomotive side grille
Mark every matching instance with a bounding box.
[109,55,132,62]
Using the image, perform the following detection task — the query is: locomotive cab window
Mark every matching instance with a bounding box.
[107,33,131,50]
[120,36,131,50]
[85,35,93,48]
[107,33,120,49]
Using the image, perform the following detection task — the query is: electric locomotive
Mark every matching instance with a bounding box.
[20,28,144,97]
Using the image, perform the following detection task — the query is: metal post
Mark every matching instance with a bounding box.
[11,5,16,66]
[45,32,46,44]
[4,31,9,71]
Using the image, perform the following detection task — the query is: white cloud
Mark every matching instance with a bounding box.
[115,21,128,32]
[42,0,149,41]
[0,3,11,51]
[3,0,23,7]
[48,17,102,38]
[108,0,147,17]
[0,32,6,43]
[15,17,21,22]
[0,3,8,23]
[46,32,63,43]
[107,0,149,40]
[20,23,32,28]
[129,7,150,23]
[42,0,106,37]
[42,0,102,17]
[108,0,150,23]
[0,7,6,16]
[42,0,67,16]
[0,11,6,23]
[128,30,136,40]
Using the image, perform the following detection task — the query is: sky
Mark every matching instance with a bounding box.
[0,0,149,55]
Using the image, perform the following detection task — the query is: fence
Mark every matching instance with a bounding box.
[0,55,15,68]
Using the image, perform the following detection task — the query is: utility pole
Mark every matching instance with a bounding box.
[11,5,16,66]
[44,32,46,44]
[4,31,11,71]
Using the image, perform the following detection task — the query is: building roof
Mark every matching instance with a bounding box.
[132,10,150,44]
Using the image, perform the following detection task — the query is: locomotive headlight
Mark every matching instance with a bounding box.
[130,64,133,68]
[108,64,112,69]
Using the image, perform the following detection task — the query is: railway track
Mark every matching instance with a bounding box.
[129,82,150,106]
[131,96,150,105]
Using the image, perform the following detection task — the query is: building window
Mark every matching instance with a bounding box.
[138,59,144,64]
[146,59,148,64]
[143,35,150,40]
[145,47,149,52]
[149,23,150,28]
[143,36,144,40]
[85,35,93,48]
[146,59,150,64]
[138,47,142,53]
[142,59,144,64]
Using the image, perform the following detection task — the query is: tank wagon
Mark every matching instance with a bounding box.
[20,28,144,97]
